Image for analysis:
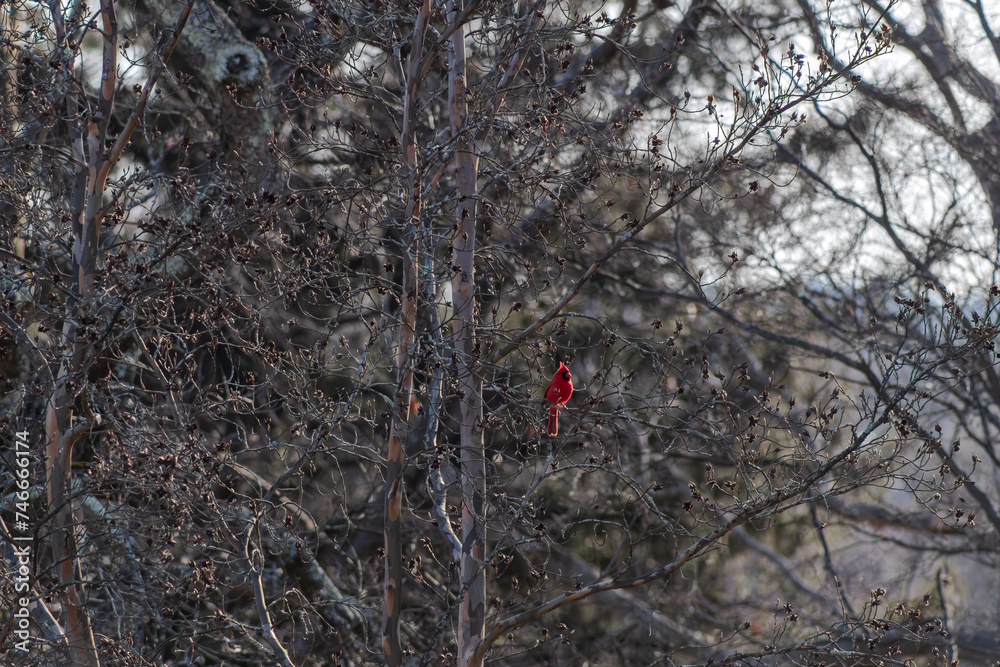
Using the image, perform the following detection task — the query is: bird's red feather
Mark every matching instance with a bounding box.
[544,362,573,435]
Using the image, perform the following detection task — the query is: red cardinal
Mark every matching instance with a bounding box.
[544,362,573,436]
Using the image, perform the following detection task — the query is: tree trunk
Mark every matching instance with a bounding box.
[448,4,485,664]
[381,0,432,663]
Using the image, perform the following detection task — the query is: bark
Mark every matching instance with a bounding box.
[144,0,273,160]
[382,0,432,663]
[448,3,485,664]
[42,3,120,664]
[41,2,194,663]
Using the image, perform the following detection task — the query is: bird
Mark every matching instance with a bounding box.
[544,362,573,436]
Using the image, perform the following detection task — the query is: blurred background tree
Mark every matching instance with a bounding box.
[1,0,998,665]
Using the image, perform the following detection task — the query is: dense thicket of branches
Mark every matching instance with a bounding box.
[1,0,999,665]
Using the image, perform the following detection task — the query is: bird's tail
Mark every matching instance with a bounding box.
[547,406,558,436]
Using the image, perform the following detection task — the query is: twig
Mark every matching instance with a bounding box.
[936,566,957,664]
[809,502,858,620]
[245,519,297,667]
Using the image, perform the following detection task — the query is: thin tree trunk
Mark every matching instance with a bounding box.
[42,3,193,663]
[447,5,485,664]
[382,0,432,663]
[42,3,121,664]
